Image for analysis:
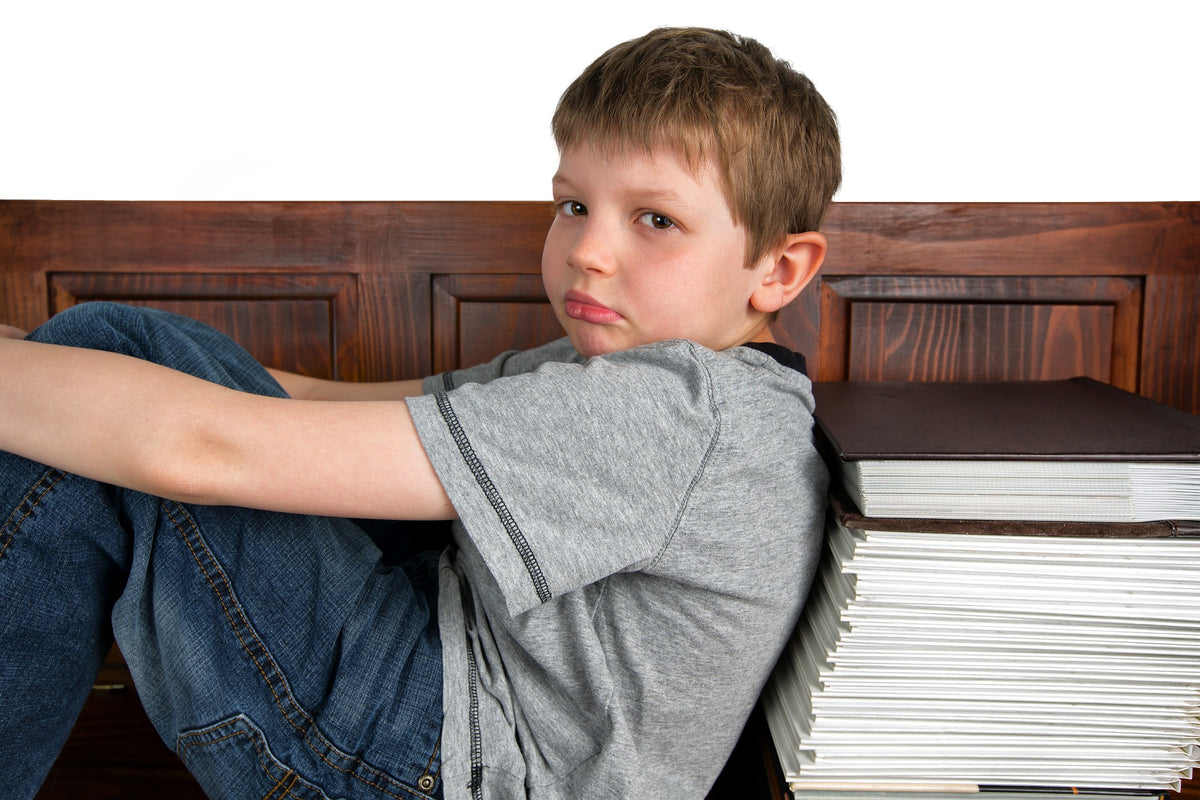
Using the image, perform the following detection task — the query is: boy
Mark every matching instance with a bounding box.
[0,26,840,800]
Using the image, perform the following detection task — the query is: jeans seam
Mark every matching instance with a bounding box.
[163,501,437,800]
[420,733,442,791]
[264,768,299,800]
[178,718,305,800]
[0,468,66,563]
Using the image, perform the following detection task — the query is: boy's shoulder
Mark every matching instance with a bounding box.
[611,340,811,392]
[426,338,581,393]
[439,337,808,392]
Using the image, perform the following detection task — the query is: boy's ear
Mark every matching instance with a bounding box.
[749,232,827,314]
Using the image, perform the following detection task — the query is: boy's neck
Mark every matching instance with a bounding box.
[742,326,777,347]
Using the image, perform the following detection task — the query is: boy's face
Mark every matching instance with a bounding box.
[543,143,775,358]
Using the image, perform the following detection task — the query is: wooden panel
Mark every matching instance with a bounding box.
[48,272,359,380]
[847,301,1116,382]
[0,270,50,332]
[1141,272,1200,414]
[431,274,562,372]
[817,275,1143,386]
[819,202,1198,277]
[0,200,551,276]
[812,202,1200,412]
[351,272,432,381]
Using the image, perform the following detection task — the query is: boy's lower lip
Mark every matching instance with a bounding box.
[565,300,623,325]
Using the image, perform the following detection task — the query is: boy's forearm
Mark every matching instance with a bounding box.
[0,338,455,520]
[0,338,195,493]
[266,367,426,401]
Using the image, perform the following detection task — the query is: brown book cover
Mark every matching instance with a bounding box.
[812,377,1200,463]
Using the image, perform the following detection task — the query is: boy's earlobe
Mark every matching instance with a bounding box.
[750,232,828,314]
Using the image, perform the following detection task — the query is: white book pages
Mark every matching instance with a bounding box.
[764,517,1200,794]
[840,460,1200,521]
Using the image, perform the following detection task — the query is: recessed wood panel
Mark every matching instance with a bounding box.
[48,272,358,380]
[819,275,1143,388]
[846,301,1116,382]
[432,274,563,372]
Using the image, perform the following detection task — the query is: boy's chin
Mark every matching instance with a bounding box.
[569,336,619,359]
[566,327,638,359]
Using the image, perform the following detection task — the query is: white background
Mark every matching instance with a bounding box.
[2,0,1195,202]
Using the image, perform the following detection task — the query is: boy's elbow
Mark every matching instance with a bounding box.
[132,421,243,507]
[128,452,216,507]
[146,469,213,506]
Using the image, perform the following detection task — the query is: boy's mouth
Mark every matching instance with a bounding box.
[564,292,623,325]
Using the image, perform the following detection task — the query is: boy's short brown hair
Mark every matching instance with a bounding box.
[552,27,842,266]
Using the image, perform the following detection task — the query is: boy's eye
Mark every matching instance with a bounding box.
[639,211,675,230]
[559,200,587,217]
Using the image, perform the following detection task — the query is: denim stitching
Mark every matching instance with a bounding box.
[177,722,276,777]
[0,468,66,563]
[177,719,236,758]
[263,769,290,800]
[265,771,299,800]
[163,503,308,730]
[419,733,442,793]
[165,502,432,800]
[177,719,303,799]
[178,729,250,762]
[163,502,436,800]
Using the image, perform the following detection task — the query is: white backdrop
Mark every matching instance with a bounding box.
[2,0,1196,202]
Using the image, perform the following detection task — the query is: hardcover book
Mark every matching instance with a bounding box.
[811,378,1200,522]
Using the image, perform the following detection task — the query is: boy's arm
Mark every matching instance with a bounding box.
[0,326,427,402]
[0,338,455,521]
[266,367,426,401]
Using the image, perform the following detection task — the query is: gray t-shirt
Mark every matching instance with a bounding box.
[407,338,827,800]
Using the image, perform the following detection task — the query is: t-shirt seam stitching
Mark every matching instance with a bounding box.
[433,389,553,604]
[647,342,721,570]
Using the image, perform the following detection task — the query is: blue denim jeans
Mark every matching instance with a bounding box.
[0,303,444,799]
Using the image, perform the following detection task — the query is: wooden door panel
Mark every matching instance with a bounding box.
[818,275,1143,388]
[48,272,359,380]
[432,274,562,372]
[845,301,1116,382]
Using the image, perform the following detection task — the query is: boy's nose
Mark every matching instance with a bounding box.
[566,222,616,275]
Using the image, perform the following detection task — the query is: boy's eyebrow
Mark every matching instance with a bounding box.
[550,174,693,209]
[633,188,690,207]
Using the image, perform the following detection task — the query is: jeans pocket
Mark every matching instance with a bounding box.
[178,714,442,800]
[177,715,340,800]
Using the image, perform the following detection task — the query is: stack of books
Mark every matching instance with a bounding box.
[764,378,1200,800]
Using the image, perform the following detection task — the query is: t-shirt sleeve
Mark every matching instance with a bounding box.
[406,342,720,616]
[420,338,581,395]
